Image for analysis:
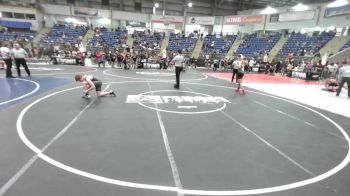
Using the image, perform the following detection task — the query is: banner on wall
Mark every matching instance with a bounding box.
[74,7,98,16]
[153,23,176,30]
[224,15,263,25]
[186,16,215,25]
[126,20,146,27]
[151,15,184,24]
[42,4,71,15]
[324,4,350,18]
[279,10,315,22]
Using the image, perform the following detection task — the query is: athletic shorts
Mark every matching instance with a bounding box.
[329,83,338,87]
[93,81,102,91]
[237,72,244,79]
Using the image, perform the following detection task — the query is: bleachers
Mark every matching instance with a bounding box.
[0,31,36,42]
[133,31,163,51]
[167,33,197,53]
[200,34,236,59]
[236,33,281,58]
[340,39,350,51]
[88,28,127,48]
[41,24,88,45]
[279,31,335,57]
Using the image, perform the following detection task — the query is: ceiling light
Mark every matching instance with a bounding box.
[154,3,159,8]
[292,3,308,11]
[188,2,193,7]
[261,6,277,14]
[327,0,349,8]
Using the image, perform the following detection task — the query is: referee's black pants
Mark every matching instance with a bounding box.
[4,58,13,77]
[175,66,183,88]
[336,77,350,97]
[15,58,30,77]
[231,68,238,83]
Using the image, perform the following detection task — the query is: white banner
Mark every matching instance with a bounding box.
[42,4,70,15]
[97,9,110,18]
[279,10,315,22]
[112,11,149,22]
[74,7,98,16]
[151,15,184,24]
[186,16,215,25]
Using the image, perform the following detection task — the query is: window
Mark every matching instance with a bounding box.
[2,12,13,18]
[25,14,36,20]
[14,13,25,19]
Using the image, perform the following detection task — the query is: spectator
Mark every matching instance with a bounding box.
[288,51,294,63]
[305,61,313,82]
[248,58,256,72]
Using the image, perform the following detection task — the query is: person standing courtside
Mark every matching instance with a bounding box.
[305,61,313,82]
[171,50,184,89]
[12,43,30,77]
[0,43,15,78]
[336,63,350,98]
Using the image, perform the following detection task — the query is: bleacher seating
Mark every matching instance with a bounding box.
[167,33,197,53]
[236,33,280,58]
[42,24,88,45]
[340,39,350,51]
[88,27,127,48]
[200,34,236,59]
[279,31,335,57]
[133,31,163,51]
[0,31,36,42]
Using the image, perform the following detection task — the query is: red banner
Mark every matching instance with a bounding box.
[224,15,263,25]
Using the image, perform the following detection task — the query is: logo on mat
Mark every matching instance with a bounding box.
[126,90,231,114]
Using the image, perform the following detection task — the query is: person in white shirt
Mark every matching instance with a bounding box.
[234,57,247,95]
[336,64,350,98]
[0,43,14,78]
[231,58,241,83]
[263,53,269,64]
[248,58,256,72]
[12,43,30,77]
[170,50,184,89]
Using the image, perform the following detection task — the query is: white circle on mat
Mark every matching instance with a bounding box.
[16,81,350,195]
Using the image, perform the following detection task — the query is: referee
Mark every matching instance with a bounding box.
[0,43,14,78]
[231,58,240,83]
[171,50,184,89]
[12,43,31,77]
[336,63,350,98]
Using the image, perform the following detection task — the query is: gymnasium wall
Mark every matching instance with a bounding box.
[0,5,39,30]
[1,2,349,34]
[238,3,350,32]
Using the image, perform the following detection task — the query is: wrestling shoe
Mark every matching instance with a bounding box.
[109,90,116,96]
[82,94,91,99]
[82,92,91,99]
